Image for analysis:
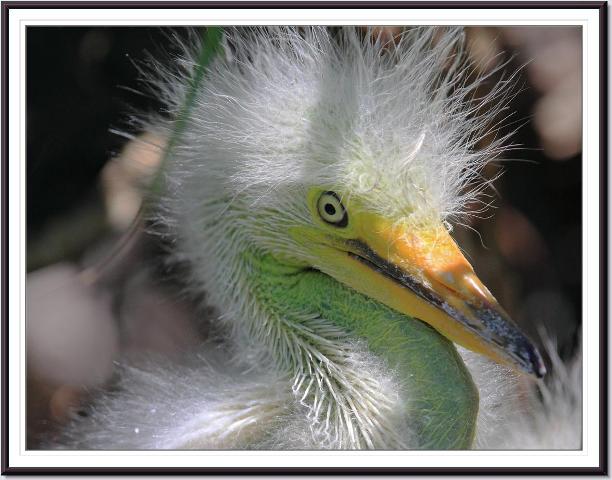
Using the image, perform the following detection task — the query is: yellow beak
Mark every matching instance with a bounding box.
[323,211,546,378]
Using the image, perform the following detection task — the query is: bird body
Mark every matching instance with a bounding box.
[53,26,581,451]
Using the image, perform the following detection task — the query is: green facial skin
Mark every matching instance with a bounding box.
[244,250,479,450]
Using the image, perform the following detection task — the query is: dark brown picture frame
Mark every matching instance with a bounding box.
[1,1,607,474]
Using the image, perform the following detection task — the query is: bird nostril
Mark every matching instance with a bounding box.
[429,268,491,303]
[462,274,495,304]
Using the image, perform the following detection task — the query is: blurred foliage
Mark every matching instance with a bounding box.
[27,27,184,255]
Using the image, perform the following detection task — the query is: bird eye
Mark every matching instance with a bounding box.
[317,192,348,227]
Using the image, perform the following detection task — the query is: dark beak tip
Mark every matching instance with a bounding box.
[535,361,547,378]
[529,347,547,378]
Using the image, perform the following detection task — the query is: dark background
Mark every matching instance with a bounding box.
[27,27,177,259]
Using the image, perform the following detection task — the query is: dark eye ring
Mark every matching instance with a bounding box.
[317,191,348,227]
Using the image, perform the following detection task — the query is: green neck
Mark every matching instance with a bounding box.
[243,250,479,449]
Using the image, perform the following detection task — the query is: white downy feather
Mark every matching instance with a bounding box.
[52,339,581,450]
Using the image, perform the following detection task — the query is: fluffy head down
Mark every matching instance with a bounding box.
[151,27,511,231]
[145,26,519,319]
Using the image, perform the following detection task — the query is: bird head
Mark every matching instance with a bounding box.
[287,188,546,377]
[167,27,545,378]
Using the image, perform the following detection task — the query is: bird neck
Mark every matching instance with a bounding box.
[241,248,479,449]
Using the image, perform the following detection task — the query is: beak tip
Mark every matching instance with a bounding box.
[534,360,547,378]
[532,351,547,378]
[522,342,546,378]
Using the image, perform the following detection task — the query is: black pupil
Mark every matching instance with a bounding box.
[324,203,336,216]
